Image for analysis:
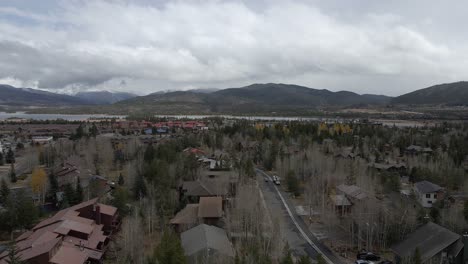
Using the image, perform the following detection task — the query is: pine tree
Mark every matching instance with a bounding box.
[280,244,294,264]
[0,178,9,204]
[63,184,76,206]
[413,247,422,264]
[5,149,15,164]
[15,190,38,229]
[152,231,186,264]
[144,144,155,163]
[463,201,468,222]
[48,173,59,205]
[5,242,24,264]
[9,164,16,183]
[75,178,83,204]
[298,256,312,264]
[286,170,300,197]
[316,254,326,264]
[118,173,125,186]
[133,174,147,200]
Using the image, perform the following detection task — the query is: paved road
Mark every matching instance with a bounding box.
[257,169,344,264]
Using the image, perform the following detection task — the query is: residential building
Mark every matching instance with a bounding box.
[170,204,200,233]
[170,196,224,232]
[329,194,351,216]
[405,145,433,155]
[336,184,368,204]
[371,162,407,175]
[0,198,119,264]
[181,224,234,264]
[32,136,54,144]
[179,180,229,203]
[391,222,465,264]
[197,197,223,226]
[414,180,444,208]
[54,162,80,189]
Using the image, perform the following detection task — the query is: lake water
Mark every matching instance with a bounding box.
[0,112,430,127]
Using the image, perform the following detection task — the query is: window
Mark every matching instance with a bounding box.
[426,193,430,198]
[434,194,437,199]
[428,201,433,204]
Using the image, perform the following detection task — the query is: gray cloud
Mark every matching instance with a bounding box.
[0,0,467,96]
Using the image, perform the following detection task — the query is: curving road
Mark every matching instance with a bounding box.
[256,169,344,264]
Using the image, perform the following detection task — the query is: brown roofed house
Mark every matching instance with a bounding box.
[198,197,223,226]
[0,199,119,264]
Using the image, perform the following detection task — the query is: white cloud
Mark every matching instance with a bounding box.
[0,1,466,96]
[0,76,38,88]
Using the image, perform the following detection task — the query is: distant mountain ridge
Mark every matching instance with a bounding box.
[0,84,89,106]
[75,91,137,104]
[392,81,468,105]
[116,83,393,114]
[2,81,465,113]
[0,85,138,107]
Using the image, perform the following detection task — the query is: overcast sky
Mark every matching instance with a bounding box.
[0,0,467,96]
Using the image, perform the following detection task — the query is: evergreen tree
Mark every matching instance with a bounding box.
[9,164,16,183]
[316,254,326,264]
[298,256,311,264]
[118,173,125,186]
[280,244,294,264]
[48,173,59,205]
[430,206,440,223]
[75,178,83,204]
[5,149,15,164]
[286,170,300,197]
[15,190,38,229]
[412,247,422,264]
[5,242,24,264]
[0,178,9,204]
[144,144,155,163]
[112,187,129,217]
[463,201,468,222]
[89,124,98,137]
[133,174,147,200]
[74,124,85,139]
[151,231,186,264]
[63,184,76,206]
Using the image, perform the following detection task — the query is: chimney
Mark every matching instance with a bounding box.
[463,232,468,263]
[95,205,101,225]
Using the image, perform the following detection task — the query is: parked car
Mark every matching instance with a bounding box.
[357,252,380,261]
[272,175,281,185]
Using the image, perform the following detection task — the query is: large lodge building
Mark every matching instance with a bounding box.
[0,199,119,264]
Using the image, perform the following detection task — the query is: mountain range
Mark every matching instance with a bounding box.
[391,81,468,106]
[0,82,467,114]
[75,91,137,104]
[116,83,392,114]
[0,84,136,106]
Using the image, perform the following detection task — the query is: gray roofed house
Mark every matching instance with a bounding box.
[181,224,234,263]
[180,180,229,202]
[415,181,442,194]
[329,194,351,216]
[414,180,444,208]
[336,184,368,201]
[391,222,462,264]
[406,145,433,155]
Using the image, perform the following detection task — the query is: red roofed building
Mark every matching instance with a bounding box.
[0,199,120,264]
